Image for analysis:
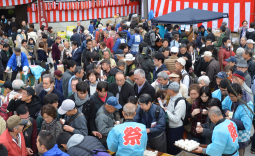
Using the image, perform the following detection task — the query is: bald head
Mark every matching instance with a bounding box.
[209,106,223,123]
[123,103,136,118]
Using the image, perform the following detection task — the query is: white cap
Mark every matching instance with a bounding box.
[247,39,255,44]
[84,30,89,35]
[98,24,103,29]
[204,51,212,57]
[123,54,135,61]
[176,57,186,66]
[58,99,75,115]
[23,66,29,75]
[171,47,179,53]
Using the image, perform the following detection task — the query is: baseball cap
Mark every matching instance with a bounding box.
[221,21,227,26]
[215,71,227,79]
[171,47,178,53]
[233,70,245,81]
[246,39,255,44]
[123,54,135,61]
[169,73,180,78]
[54,70,62,77]
[21,86,35,96]
[0,81,12,90]
[7,115,28,128]
[58,99,75,115]
[23,66,29,75]
[225,56,237,63]
[176,57,186,66]
[106,97,122,109]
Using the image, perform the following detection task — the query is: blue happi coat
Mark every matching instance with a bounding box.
[128,33,143,55]
[112,38,126,53]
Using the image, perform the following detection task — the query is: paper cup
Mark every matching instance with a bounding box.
[116,121,120,125]
[229,111,233,118]
[197,122,201,126]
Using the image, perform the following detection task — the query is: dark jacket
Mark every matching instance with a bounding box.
[52,43,61,61]
[206,58,220,88]
[199,47,218,60]
[171,30,179,36]
[134,81,155,102]
[164,32,172,43]
[7,95,42,119]
[39,88,65,107]
[1,50,9,69]
[76,25,85,34]
[180,38,189,45]
[109,81,135,107]
[201,116,215,144]
[134,54,155,84]
[67,134,105,156]
[246,28,255,42]
[68,94,97,134]
[23,118,37,154]
[37,48,48,61]
[90,92,114,111]
[247,57,255,78]
[70,33,82,47]
[152,63,167,82]
[206,32,215,42]
[177,51,192,72]
[62,70,74,98]
[64,109,88,136]
[70,48,82,66]
[105,67,121,84]
[194,56,209,77]
[82,49,92,71]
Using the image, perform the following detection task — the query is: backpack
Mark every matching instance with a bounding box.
[181,73,196,85]
[174,97,192,126]
[0,103,10,121]
[144,31,152,45]
[76,146,110,156]
[122,31,128,42]
[135,55,145,70]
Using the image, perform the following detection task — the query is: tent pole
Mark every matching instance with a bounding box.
[192,25,194,39]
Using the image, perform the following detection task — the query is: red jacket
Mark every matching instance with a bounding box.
[0,129,28,156]
[104,37,114,52]
[218,46,235,71]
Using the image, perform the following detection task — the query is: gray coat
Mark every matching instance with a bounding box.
[67,134,105,156]
[41,120,63,139]
[62,70,74,98]
[65,109,88,136]
[206,58,220,88]
[244,70,252,88]
[95,105,115,143]
[150,31,157,46]
[35,82,43,96]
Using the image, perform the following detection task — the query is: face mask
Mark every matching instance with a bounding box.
[44,86,52,92]
[227,43,231,47]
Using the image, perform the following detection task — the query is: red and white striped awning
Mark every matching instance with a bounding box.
[0,0,33,7]
[27,1,140,23]
[148,0,255,32]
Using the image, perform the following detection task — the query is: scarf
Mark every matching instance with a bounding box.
[74,92,89,111]
[45,118,57,131]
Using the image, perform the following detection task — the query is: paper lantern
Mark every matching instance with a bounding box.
[71,2,75,10]
[105,0,108,6]
[96,0,100,7]
[66,2,70,10]
[47,2,52,11]
[80,1,84,9]
[44,2,47,10]
[31,3,36,12]
[52,1,56,9]
[76,2,79,10]
[58,2,62,10]
[92,0,95,8]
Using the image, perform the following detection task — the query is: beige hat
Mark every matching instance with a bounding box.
[204,51,212,57]
[98,24,103,29]
[176,57,186,66]
[84,30,89,35]
[7,115,28,129]
[169,73,180,78]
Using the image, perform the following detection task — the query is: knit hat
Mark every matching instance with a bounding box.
[236,59,248,68]
[235,47,245,57]
[176,57,186,66]
[233,70,245,81]
[168,81,180,91]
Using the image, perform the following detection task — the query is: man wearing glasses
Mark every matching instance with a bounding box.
[212,78,232,102]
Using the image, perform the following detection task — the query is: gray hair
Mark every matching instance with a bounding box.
[209,106,222,117]
[8,125,20,132]
[244,49,253,57]
[71,77,81,83]
[157,71,169,80]
[12,79,24,92]
[58,44,64,48]
[116,54,124,57]
[179,44,187,49]
[123,103,136,117]
[104,30,109,34]
[43,74,55,84]
[74,66,83,74]
[117,60,126,67]
[198,76,210,85]
[168,81,180,93]
[241,37,247,41]
[134,69,145,78]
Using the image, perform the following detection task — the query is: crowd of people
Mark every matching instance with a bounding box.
[0,13,255,156]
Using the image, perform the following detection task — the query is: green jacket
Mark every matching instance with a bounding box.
[125,62,136,76]
[107,75,115,84]
[8,39,14,49]
[99,48,112,60]
[214,32,227,47]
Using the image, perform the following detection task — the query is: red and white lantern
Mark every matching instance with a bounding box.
[44,2,47,10]
[71,2,75,10]
[47,2,52,10]
[52,1,56,10]
[92,0,95,8]
[80,2,84,9]
[58,2,62,10]
[66,2,70,10]
[96,0,100,7]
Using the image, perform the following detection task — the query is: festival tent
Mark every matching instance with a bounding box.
[151,8,228,25]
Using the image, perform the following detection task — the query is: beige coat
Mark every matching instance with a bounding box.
[179,82,188,99]
[20,46,31,64]
[165,55,178,72]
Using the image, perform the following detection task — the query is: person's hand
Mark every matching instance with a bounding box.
[182,57,188,61]
[196,47,200,52]
[193,147,203,153]
[29,56,32,59]
[192,38,194,40]
[163,107,167,111]
[92,131,102,139]
[202,110,208,115]
[13,94,21,100]
[59,118,65,125]
[196,125,203,133]
[214,41,218,43]
[66,52,69,56]
[51,37,53,39]
[53,60,56,63]
[63,125,74,132]
[5,69,8,72]
[146,128,150,133]
[69,53,72,57]
[226,117,231,120]
[26,148,33,155]
[225,110,230,117]
[102,75,107,80]
[192,109,200,117]
[59,60,62,64]
[111,65,116,68]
